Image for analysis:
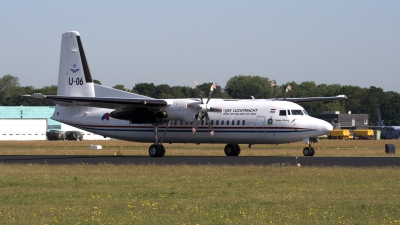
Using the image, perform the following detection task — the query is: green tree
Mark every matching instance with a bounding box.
[93,79,102,85]
[154,84,173,99]
[197,82,229,99]
[132,83,156,97]
[0,74,21,106]
[112,84,130,92]
[171,86,196,98]
[225,75,271,99]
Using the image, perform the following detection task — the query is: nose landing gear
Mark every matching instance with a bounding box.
[303,138,316,156]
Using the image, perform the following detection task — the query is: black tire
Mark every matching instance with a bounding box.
[233,144,241,156]
[303,147,310,156]
[224,144,234,156]
[160,145,165,157]
[310,147,315,156]
[149,144,161,157]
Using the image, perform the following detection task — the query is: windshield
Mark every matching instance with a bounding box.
[291,110,304,115]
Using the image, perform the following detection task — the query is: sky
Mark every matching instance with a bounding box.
[1,1,399,93]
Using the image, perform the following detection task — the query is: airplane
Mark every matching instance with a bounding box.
[377,109,400,139]
[24,31,346,157]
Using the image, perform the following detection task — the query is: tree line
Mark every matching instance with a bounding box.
[2,74,400,126]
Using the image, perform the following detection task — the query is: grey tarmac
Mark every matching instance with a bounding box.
[0,155,399,167]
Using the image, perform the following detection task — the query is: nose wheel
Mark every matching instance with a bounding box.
[303,138,316,156]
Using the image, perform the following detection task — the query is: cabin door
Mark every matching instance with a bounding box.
[255,116,265,138]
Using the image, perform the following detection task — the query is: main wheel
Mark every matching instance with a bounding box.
[233,144,241,156]
[160,145,165,157]
[303,147,310,156]
[225,144,241,156]
[310,147,315,156]
[224,144,233,156]
[149,144,162,157]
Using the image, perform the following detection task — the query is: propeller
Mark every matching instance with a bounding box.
[191,82,221,135]
[270,80,277,100]
[270,81,293,100]
[283,84,292,100]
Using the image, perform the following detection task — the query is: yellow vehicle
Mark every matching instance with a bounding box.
[353,129,374,140]
[327,130,351,140]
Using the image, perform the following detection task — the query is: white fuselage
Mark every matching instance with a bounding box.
[52,99,332,145]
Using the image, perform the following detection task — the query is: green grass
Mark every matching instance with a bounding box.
[0,164,399,224]
[0,139,400,156]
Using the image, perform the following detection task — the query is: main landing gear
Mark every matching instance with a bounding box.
[149,122,170,157]
[149,144,165,157]
[224,144,241,156]
[303,141,315,157]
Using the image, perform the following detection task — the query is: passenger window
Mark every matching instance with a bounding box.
[227,120,230,125]
[174,120,177,125]
[201,120,204,125]
[211,120,214,125]
[221,120,224,125]
[279,110,287,116]
[180,120,183,125]
[185,122,188,125]
[216,120,219,125]
[232,120,234,125]
[242,120,245,125]
[237,120,240,125]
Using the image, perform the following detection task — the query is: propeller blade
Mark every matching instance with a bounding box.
[194,81,204,104]
[205,113,214,136]
[206,83,217,104]
[192,112,205,133]
[283,84,292,100]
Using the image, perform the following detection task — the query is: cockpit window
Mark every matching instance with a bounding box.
[302,110,308,115]
[279,110,287,116]
[291,110,304,115]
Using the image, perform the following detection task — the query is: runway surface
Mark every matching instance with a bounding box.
[0,155,399,166]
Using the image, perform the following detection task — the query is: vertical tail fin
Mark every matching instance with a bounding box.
[57,31,95,97]
[377,109,384,126]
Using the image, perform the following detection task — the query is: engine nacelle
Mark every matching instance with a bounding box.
[110,109,159,124]
[160,100,198,123]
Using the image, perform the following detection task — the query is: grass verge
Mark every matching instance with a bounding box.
[0,164,399,224]
[0,139,399,156]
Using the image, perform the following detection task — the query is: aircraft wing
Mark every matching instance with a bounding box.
[278,95,347,103]
[22,93,168,110]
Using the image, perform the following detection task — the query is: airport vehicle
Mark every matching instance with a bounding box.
[65,131,84,141]
[353,129,374,140]
[46,130,66,141]
[24,31,344,157]
[327,130,351,140]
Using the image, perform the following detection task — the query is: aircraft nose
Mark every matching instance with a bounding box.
[321,121,333,133]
